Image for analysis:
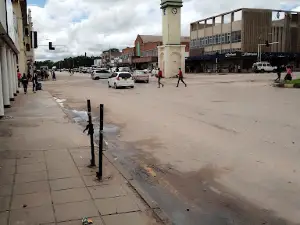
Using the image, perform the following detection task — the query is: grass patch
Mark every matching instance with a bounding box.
[286,79,300,84]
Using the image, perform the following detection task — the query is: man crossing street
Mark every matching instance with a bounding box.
[176,68,187,87]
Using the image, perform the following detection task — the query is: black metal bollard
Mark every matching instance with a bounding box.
[87,100,95,167]
[97,104,104,180]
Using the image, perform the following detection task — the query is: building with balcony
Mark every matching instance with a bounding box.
[188,8,300,72]
[0,0,27,117]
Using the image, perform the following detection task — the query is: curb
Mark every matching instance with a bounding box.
[273,83,300,88]
[50,92,171,225]
[103,143,171,224]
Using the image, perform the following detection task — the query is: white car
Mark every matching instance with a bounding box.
[91,69,111,80]
[252,62,276,73]
[132,70,149,83]
[108,72,134,89]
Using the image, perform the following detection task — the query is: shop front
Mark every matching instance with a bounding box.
[132,56,158,70]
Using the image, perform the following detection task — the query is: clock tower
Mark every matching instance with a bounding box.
[158,0,185,78]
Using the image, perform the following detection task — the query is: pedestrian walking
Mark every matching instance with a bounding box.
[17,69,22,88]
[21,73,29,94]
[176,68,187,87]
[157,68,164,88]
[52,70,56,81]
[32,71,38,93]
[284,65,293,81]
[274,64,282,82]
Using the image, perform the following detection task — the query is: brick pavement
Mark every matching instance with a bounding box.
[0,91,161,225]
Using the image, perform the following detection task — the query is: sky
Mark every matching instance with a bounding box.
[27,0,300,61]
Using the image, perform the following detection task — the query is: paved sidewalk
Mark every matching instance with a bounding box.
[0,91,161,225]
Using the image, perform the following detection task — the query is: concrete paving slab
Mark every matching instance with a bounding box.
[16,162,47,174]
[15,171,47,183]
[0,185,12,197]
[0,165,15,175]
[0,174,14,185]
[77,166,97,176]
[0,211,9,225]
[13,180,50,195]
[102,212,153,225]
[54,200,99,222]
[88,185,127,199]
[52,187,91,204]
[48,168,80,180]
[0,196,10,212]
[9,205,55,225]
[16,156,45,165]
[95,196,140,216]
[49,177,85,191]
[57,217,104,225]
[11,191,52,209]
[0,159,16,167]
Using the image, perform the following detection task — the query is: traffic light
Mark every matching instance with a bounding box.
[85,52,86,57]
[49,42,55,50]
[265,40,269,47]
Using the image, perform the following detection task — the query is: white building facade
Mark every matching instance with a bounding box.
[0,0,27,117]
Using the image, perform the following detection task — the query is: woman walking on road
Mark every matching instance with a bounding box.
[21,73,29,94]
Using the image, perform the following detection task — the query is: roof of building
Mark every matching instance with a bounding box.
[191,8,300,24]
[139,35,190,43]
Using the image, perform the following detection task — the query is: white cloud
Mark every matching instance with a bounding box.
[28,0,300,61]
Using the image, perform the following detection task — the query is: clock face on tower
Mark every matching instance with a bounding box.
[172,8,177,14]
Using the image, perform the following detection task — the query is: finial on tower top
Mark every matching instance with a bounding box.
[161,0,183,9]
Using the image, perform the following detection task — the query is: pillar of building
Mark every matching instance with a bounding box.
[0,45,11,107]
[6,49,14,101]
[13,54,19,93]
[11,52,17,96]
[0,61,4,117]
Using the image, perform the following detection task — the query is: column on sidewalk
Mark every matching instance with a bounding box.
[10,51,17,95]
[13,54,19,93]
[0,44,11,107]
[6,48,14,100]
[0,61,4,117]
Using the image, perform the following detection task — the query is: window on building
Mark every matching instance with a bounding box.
[209,37,213,45]
[227,33,231,43]
[221,34,225,44]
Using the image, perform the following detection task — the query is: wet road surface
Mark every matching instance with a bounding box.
[46,72,300,225]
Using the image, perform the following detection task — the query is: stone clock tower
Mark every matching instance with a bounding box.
[158,0,185,78]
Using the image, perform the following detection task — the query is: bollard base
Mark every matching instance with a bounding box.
[96,172,102,180]
[88,159,96,168]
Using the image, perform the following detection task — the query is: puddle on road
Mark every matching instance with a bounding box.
[53,97,66,107]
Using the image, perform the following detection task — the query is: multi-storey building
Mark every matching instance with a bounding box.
[188,8,300,72]
[0,0,27,117]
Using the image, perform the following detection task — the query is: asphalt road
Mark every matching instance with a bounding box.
[45,71,300,225]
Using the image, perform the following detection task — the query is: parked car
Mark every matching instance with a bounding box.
[132,70,149,83]
[252,62,276,73]
[108,72,134,89]
[91,69,111,80]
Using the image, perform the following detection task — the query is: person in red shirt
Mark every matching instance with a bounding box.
[176,68,187,87]
[157,68,164,88]
[17,69,22,88]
